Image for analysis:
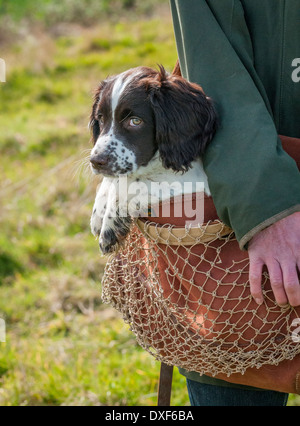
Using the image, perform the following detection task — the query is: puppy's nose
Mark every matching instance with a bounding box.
[90,154,109,169]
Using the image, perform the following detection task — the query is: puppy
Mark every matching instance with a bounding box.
[89,66,217,253]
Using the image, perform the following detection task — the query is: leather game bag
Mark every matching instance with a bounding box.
[102,135,300,395]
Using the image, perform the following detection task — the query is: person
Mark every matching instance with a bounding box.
[169,0,300,406]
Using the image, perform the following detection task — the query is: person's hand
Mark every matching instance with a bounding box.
[248,212,300,307]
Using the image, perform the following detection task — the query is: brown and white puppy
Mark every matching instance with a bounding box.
[89,66,217,253]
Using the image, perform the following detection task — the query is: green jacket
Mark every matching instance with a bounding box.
[171,0,300,250]
[170,0,300,389]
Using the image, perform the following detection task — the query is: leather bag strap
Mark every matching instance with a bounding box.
[157,363,174,406]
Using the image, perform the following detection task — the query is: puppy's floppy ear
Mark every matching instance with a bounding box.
[89,80,106,145]
[148,66,217,172]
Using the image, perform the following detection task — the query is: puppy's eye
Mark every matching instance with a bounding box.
[129,117,143,127]
[98,115,104,126]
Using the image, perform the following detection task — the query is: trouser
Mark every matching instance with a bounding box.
[186,378,289,407]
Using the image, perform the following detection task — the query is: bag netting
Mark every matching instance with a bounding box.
[101,198,300,377]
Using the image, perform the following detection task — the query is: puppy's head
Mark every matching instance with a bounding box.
[89,66,217,176]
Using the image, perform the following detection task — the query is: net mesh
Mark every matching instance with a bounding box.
[101,218,300,377]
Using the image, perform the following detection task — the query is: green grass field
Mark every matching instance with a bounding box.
[0,2,191,406]
[0,1,299,406]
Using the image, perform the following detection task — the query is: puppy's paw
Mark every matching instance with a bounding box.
[90,207,104,237]
[99,227,119,254]
[99,216,132,254]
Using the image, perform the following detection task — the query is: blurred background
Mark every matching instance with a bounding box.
[0,0,299,406]
[0,0,187,406]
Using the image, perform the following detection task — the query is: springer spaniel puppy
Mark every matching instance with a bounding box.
[89,66,217,254]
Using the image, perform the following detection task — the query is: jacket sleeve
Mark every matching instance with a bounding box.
[170,0,300,249]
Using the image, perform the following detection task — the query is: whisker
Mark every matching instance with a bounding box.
[79,148,93,156]
[69,155,93,183]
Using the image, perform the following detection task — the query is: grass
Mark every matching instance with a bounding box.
[0,3,299,406]
[0,6,192,406]
[0,0,164,24]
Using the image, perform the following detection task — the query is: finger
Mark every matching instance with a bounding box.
[249,257,264,305]
[281,263,300,307]
[267,260,288,306]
